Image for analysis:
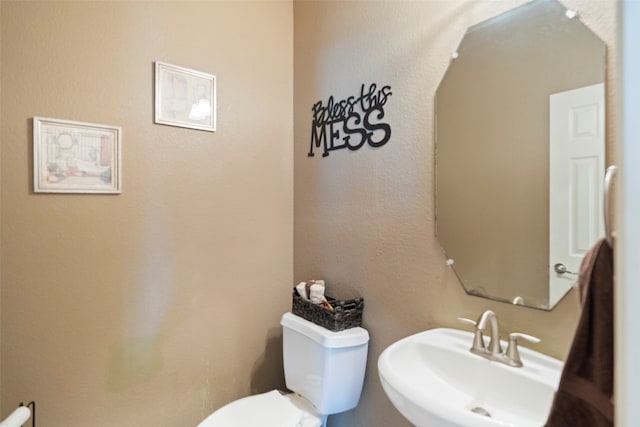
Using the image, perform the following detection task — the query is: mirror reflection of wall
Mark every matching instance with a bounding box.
[435,0,606,310]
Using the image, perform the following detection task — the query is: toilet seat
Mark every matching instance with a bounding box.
[196,390,322,427]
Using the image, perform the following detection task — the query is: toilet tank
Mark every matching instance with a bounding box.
[280,312,369,416]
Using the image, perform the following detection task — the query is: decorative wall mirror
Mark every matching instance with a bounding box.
[435,0,606,310]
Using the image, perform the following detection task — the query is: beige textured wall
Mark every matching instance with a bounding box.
[1,1,292,425]
[293,1,617,426]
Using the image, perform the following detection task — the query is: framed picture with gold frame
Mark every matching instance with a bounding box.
[33,117,122,194]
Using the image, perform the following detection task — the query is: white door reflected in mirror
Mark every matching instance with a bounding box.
[549,83,605,303]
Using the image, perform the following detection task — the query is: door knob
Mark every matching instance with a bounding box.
[554,263,577,276]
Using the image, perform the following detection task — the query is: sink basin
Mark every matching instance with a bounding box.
[378,328,563,427]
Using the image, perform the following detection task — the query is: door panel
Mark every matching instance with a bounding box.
[549,83,605,304]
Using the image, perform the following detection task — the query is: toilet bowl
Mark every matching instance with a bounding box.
[197,390,322,427]
[197,312,369,427]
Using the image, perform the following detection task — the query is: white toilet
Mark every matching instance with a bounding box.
[197,312,370,427]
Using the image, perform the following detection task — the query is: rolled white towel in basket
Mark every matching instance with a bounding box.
[308,280,326,304]
[0,406,30,427]
[295,280,333,311]
[296,280,325,302]
[295,282,310,301]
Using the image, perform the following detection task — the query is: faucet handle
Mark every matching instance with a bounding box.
[509,332,541,344]
[505,332,541,367]
[457,317,477,327]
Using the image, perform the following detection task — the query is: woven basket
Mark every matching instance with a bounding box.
[291,289,364,332]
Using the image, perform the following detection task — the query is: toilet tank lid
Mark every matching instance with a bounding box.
[281,312,369,348]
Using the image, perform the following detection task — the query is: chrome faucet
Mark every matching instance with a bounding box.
[458,310,540,368]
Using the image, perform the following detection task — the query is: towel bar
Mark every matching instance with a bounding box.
[18,401,35,427]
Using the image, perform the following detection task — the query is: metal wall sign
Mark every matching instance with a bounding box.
[308,83,392,157]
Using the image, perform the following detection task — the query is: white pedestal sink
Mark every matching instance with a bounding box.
[378,328,563,427]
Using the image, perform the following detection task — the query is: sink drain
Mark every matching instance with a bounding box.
[471,407,492,418]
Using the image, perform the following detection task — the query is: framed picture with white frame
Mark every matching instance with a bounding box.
[154,61,216,132]
[33,117,122,194]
